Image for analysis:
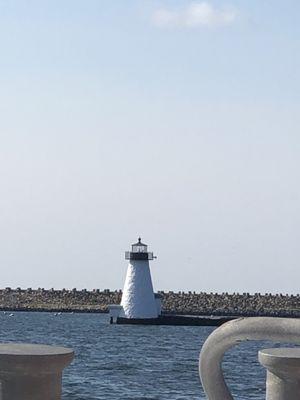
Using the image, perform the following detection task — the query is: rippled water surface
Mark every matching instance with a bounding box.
[0,312,276,399]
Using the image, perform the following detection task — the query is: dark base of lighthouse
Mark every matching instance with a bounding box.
[115,315,235,326]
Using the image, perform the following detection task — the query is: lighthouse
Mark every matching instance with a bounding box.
[119,238,159,319]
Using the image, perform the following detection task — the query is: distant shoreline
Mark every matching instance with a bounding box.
[1,288,300,318]
[0,307,107,314]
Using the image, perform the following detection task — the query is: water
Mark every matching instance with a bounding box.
[0,312,281,399]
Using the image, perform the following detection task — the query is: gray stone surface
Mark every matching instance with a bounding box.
[1,288,300,316]
[0,343,74,400]
[259,348,300,400]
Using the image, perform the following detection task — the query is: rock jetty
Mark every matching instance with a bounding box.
[0,288,299,316]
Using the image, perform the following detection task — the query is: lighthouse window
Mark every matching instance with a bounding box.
[132,245,147,253]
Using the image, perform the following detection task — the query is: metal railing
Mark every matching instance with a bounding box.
[125,251,154,260]
[199,317,300,400]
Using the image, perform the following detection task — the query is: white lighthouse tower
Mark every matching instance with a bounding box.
[120,238,159,319]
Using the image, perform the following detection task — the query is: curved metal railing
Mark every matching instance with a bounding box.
[199,317,300,400]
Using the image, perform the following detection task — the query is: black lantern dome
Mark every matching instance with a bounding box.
[125,237,155,261]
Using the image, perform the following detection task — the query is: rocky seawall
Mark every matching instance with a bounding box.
[1,288,300,317]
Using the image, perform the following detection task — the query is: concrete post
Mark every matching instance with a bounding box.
[199,317,300,400]
[259,348,300,400]
[0,343,74,400]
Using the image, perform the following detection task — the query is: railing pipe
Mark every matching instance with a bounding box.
[199,317,300,400]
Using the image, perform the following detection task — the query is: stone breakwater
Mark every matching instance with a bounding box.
[1,288,300,316]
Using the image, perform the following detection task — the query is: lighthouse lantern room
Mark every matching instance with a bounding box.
[125,238,154,261]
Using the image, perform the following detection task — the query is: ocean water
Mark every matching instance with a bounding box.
[0,312,280,399]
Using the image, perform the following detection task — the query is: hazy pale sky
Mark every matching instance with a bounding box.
[0,0,299,294]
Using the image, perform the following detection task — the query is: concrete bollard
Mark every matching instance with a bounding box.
[0,343,74,400]
[259,348,300,400]
[199,317,300,400]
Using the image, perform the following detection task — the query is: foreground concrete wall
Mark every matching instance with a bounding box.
[0,343,74,400]
[1,288,300,316]
[259,348,300,400]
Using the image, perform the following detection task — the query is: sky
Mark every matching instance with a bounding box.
[0,0,299,294]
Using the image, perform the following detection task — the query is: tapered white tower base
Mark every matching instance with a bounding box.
[121,260,158,319]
